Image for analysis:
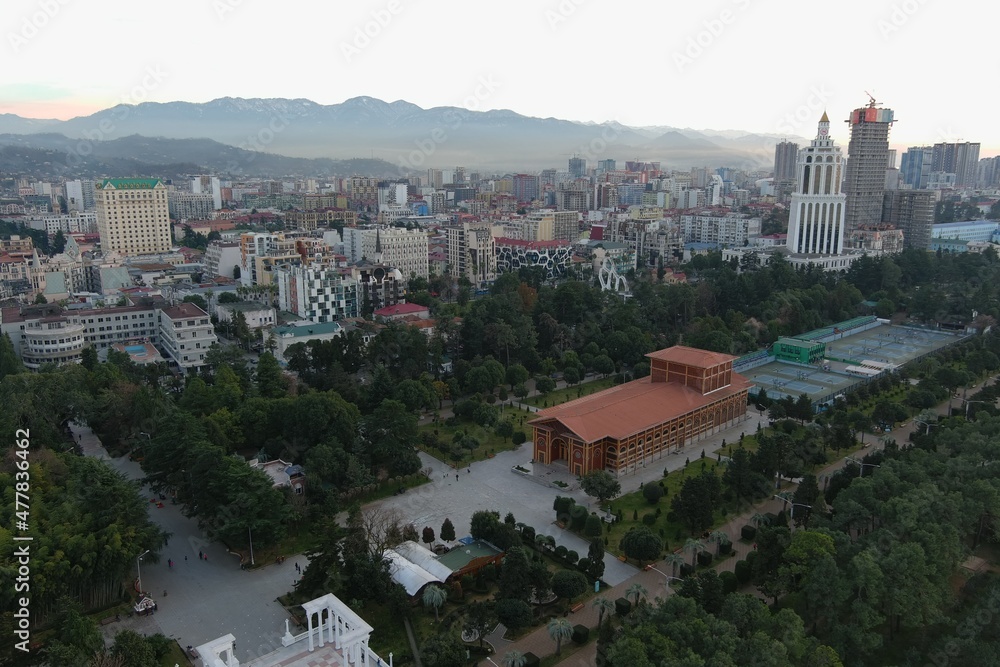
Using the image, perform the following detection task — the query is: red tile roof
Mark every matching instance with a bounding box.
[160,302,208,319]
[645,345,735,367]
[530,372,750,443]
[374,303,429,317]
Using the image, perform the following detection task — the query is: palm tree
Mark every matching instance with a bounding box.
[625,582,647,607]
[422,585,447,621]
[751,512,770,529]
[501,650,527,667]
[547,617,573,656]
[664,552,685,577]
[708,530,730,555]
[593,597,614,626]
[683,538,705,567]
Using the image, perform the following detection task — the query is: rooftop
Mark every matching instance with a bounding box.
[98,178,163,190]
[273,321,343,338]
[159,302,209,319]
[373,303,429,317]
[530,372,750,443]
[645,345,736,367]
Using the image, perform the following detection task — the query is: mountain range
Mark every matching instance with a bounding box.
[0,97,805,177]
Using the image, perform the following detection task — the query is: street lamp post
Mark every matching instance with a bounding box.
[774,494,812,527]
[646,566,684,587]
[913,419,935,436]
[136,549,150,596]
[844,457,881,477]
[965,400,991,420]
[248,525,255,566]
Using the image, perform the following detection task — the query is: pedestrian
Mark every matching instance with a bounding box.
[204,553,208,561]
[185,555,188,562]
[456,474,459,481]
[168,559,172,568]
[199,549,203,560]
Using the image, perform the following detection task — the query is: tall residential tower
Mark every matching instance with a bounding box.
[843,99,894,237]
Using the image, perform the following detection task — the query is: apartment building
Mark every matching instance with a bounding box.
[157,302,218,374]
[95,179,172,256]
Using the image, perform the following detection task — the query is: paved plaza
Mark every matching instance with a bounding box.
[372,411,769,586]
[71,422,304,664]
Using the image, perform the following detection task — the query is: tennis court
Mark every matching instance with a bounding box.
[744,360,858,403]
[825,324,962,365]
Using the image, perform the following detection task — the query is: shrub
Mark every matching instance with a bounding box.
[643,483,664,504]
[614,597,631,617]
[641,513,657,526]
[577,557,591,574]
[697,551,713,567]
[718,541,733,556]
[720,570,739,594]
[584,514,603,538]
[741,525,757,541]
[569,504,588,530]
[734,560,752,584]
[554,496,575,514]
[554,545,569,560]
[566,550,579,565]
[521,525,536,542]
[512,431,527,445]
[572,624,590,644]
[495,599,533,631]
[524,653,540,667]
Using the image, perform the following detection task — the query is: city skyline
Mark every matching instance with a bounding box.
[4,0,1000,156]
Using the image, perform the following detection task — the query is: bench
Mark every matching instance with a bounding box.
[99,617,116,626]
[570,602,584,613]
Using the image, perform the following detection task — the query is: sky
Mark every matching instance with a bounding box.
[3,0,999,155]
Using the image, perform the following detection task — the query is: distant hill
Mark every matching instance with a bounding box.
[0,96,805,172]
[0,133,409,180]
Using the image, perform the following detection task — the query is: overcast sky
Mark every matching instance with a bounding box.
[3,0,997,155]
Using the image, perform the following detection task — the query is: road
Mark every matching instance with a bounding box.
[71,421,302,662]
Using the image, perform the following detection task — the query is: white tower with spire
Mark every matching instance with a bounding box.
[788,112,846,255]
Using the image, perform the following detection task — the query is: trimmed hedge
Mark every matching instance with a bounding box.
[741,525,757,541]
[734,559,752,584]
[572,624,590,645]
[718,541,733,556]
[524,653,540,667]
[697,551,713,567]
[615,597,632,617]
[720,570,739,594]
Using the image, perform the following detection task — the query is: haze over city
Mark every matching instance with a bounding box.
[4,0,1000,154]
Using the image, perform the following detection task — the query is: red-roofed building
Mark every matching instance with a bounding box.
[373,303,430,321]
[530,346,749,476]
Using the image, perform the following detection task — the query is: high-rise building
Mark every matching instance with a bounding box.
[445,222,498,286]
[882,190,936,250]
[274,262,359,323]
[598,159,616,173]
[568,157,586,178]
[788,114,845,255]
[844,100,894,237]
[342,227,429,279]
[774,141,799,181]
[932,142,981,188]
[64,179,95,212]
[95,178,172,256]
[978,157,1000,189]
[900,146,934,189]
[512,174,540,203]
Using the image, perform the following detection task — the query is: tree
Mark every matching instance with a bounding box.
[723,448,765,507]
[51,229,66,254]
[420,633,465,667]
[422,526,436,546]
[684,538,705,567]
[581,470,621,510]
[551,570,588,601]
[620,526,663,564]
[642,482,664,504]
[501,649,528,667]
[110,630,157,667]
[464,601,496,649]
[535,375,556,394]
[548,617,574,656]
[497,547,535,602]
[440,518,456,543]
[506,363,529,389]
[708,530,730,555]
[470,510,501,543]
[254,352,286,398]
[672,471,721,534]
[588,538,606,580]
[422,585,448,621]
[625,582,648,607]
[593,597,615,626]
[495,599,533,632]
[664,552,685,577]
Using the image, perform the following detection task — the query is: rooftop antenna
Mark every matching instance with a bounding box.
[864,91,878,107]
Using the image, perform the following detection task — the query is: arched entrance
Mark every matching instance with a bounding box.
[551,437,568,464]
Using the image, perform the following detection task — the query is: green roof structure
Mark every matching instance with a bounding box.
[97,178,164,190]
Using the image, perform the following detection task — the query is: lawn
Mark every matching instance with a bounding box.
[417,407,535,467]
[523,377,617,408]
